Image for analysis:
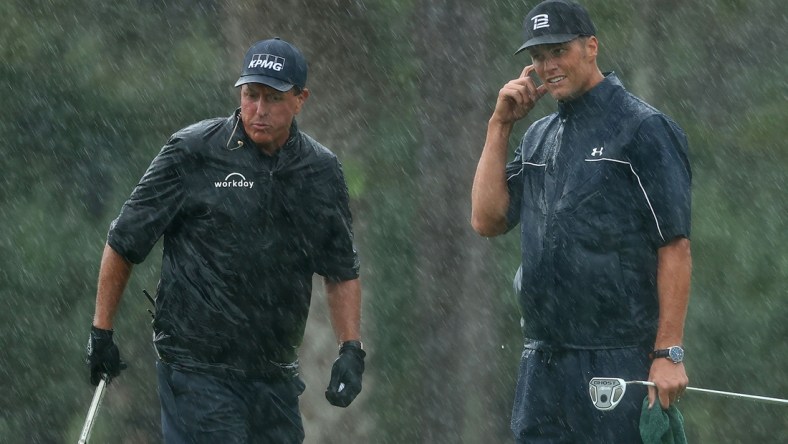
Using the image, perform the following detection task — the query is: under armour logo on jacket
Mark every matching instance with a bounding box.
[591,147,604,157]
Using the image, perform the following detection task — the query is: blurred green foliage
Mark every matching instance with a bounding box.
[0,0,785,442]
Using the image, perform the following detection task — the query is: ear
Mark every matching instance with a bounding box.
[294,88,310,114]
[585,36,599,58]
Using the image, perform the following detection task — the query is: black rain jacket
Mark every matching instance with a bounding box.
[506,74,691,348]
[108,110,360,378]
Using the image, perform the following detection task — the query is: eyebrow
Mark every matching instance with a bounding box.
[528,42,570,56]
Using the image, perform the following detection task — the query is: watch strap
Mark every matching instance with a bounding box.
[649,348,669,360]
[649,346,684,362]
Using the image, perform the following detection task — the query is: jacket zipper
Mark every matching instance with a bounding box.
[544,116,566,297]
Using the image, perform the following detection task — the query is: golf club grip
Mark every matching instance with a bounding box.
[78,376,108,444]
[629,380,788,405]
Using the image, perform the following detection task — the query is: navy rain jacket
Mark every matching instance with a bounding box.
[108,110,360,378]
[506,74,691,347]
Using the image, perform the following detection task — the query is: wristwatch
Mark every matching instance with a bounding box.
[650,345,684,364]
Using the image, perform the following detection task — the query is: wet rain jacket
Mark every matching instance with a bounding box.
[108,110,359,378]
[506,73,691,347]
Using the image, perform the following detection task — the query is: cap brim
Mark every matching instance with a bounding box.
[234,75,294,91]
[514,34,580,54]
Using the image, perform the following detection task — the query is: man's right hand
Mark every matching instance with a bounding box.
[86,326,126,385]
[491,65,548,125]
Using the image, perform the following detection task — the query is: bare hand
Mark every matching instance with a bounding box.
[491,65,548,125]
[647,359,688,410]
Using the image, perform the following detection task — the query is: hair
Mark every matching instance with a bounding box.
[240,83,304,96]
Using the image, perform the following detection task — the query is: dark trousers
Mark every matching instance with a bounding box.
[511,343,651,443]
[156,360,306,444]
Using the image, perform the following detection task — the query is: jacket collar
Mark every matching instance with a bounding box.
[557,72,623,118]
[224,108,301,154]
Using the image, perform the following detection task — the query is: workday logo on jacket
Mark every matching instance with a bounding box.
[215,172,254,189]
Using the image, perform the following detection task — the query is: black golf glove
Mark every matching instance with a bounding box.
[325,340,366,407]
[86,326,126,385]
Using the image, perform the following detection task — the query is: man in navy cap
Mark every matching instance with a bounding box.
[471,1,691,441]
[86,38,365,443]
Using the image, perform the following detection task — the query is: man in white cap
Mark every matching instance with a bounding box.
[472,1,691,441]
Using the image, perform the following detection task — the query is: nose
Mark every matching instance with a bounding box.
[254,99,269,117]
[542,55,559,73]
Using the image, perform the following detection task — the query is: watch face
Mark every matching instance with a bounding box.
[669,346,684,363]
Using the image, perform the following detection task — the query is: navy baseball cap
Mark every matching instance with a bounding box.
[235,38,308,91]
[515,0,596,54]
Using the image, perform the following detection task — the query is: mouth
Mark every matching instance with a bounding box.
[547,75,566,85]
[251,123,271,131]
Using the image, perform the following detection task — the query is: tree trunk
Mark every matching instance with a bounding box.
[412,2,503,442]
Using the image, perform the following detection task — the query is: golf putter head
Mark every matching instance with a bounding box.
[589,377,627,411]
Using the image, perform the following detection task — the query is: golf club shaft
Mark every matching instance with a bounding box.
[78,376,108,444]
[628,380,788,405]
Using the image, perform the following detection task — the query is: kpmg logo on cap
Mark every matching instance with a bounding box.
[531,14,550,30]
[248,54,285,72]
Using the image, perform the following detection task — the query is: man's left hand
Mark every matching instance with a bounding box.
[325,341,365,407]
[647,358,688,409]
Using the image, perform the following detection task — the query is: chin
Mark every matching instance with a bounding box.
[251,136,273,146]
[248,131,274,145]
[553,89,580,102]
[549,92,566,101]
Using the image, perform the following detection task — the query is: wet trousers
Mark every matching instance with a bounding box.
[156,360,306,444]
[511,342,652,443]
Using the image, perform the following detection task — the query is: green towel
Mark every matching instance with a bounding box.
[639,396,687,444]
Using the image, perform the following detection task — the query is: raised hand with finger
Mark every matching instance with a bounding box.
[492,65,547,126]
